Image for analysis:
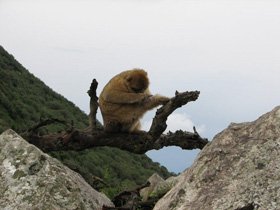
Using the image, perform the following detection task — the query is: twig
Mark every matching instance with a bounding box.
[88,79,99,131]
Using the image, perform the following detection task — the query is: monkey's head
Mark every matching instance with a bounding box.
[125,69,149,93]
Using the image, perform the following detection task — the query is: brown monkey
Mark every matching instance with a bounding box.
[99,68,170,133]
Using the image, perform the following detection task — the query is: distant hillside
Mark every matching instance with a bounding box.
[0,46,88,132]
[0,45,173,198]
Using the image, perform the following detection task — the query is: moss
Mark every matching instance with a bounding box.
[12,170,26,179]
[256,162,265,170]
[177,189,185,197]
[35,180,45,188]
[168,199,179,209]
[22,195,34,202]
[28,155,46,175]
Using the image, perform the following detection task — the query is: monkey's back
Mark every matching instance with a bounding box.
[99,71,143,124]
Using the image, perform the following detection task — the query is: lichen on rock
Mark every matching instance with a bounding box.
[0,129,113,210]
[154,106,280,210]
[140,173,178,202]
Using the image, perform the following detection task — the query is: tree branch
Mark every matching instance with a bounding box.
[149,90,200,139]
[26,118,69,133]
[26,126,208,154]
[87,79,99,131]
[24,79,208,154]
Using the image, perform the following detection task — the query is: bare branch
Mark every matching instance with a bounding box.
[20,118,69,140]
[26,125,208,154]
[24,79,208,155]
[105,181,150,210]
[149,91,200,139]
[27,118,68,133]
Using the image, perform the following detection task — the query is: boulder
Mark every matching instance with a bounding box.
[154,106,280,210]
[152,175,179,198]
[140,173,165,201]
[0,129,114,210]
[140,173,179,202]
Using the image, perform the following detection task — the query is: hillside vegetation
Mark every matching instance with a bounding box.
[0,46,173,198]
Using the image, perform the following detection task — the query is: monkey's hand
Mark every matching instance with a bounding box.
[141,95,170,109]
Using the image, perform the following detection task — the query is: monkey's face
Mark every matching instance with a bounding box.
[126,70,149,93]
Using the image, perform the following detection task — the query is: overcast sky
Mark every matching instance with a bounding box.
[1,0,280,173]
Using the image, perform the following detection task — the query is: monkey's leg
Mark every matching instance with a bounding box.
[129,120,142,132]
[104,120,122,132]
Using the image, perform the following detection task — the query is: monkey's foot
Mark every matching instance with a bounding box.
[104,120,122,133]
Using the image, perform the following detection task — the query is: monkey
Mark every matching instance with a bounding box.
[99,68,170,133]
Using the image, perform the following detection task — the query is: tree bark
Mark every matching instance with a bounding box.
[23,79,208,154]
[88,79,99,131]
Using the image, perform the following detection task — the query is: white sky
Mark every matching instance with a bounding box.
[1,0,280,173]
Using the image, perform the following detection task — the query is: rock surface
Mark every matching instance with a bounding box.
[0,129,114,210]
[154,106,280,210]
[140,173,178,201]
[153,175,178,198]
[140,173,165,201]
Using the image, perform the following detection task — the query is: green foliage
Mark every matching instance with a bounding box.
[49,147,171,198]
[0,45,89,133]
[0,45,173,198]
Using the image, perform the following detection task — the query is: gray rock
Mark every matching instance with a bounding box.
[140,173,179,202]
[152,175,179,197]
[140,173,165,201]
[154,106,280,210]
[0,129,114,210]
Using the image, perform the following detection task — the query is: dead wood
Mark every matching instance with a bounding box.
[102,181,150,210]
[23,79,208,154]
[103,180,165,210]
[88,78,99,131]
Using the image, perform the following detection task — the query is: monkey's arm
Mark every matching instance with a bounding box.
[103,91,146,104]
[142,95,170,110]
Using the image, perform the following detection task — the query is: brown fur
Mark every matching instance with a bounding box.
[99,68,170,132]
